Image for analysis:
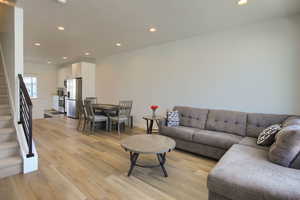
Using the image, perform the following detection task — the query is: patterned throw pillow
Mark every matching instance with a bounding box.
[257,124,282,146]
[167,111,179,127]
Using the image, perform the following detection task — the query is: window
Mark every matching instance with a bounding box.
[24,77,37,98]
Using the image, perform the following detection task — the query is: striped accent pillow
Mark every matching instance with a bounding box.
[257,124,281,146]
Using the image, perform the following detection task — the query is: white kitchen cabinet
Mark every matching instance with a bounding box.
[80,62,96,99]
[72,63,81,78]
[57,61,96,100]
[52,95,59,111]
[57,65,72,87]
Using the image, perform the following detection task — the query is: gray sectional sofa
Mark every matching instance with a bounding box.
[159,106,300,200]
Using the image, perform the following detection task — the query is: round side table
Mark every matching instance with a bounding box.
[143,115,163,134]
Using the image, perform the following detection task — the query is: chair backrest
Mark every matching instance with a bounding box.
[119,100,133,117]
[82,104,88,119]
[78,100,84,117]
[79,100,87,119]
[84,100,94,118]
[85,97,98,104]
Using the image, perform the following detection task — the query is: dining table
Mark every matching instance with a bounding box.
[91,104,120,132]
[92,104,120,116]
[92,103,133,129]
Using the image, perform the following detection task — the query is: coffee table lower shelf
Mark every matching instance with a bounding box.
[127,152,168,177]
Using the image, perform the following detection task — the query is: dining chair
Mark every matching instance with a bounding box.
[85,97,98,104]
[120,100,133,127]
[86,97,104,114]
[84,100,108,133]
[109,100,133,137]
[77,100,87,132]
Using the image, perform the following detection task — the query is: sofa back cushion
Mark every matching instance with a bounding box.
[174,106,209,129]
[205,110,247,136]
[246,113,288,138]
[282,116,300,127]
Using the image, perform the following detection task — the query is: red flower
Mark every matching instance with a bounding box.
[150,105,159,111]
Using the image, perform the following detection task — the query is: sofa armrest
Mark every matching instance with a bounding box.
[159,118,167,127]
[158,118,167,133]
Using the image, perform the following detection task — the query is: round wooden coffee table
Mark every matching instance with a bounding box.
[121,135,176,177]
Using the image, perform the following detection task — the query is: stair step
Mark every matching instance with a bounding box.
[0,105,10,112]
[0,115,12,128]
[0,107,10,115]
[0,78,6,82]
[0,156,22,169]
[0,98,8,105]
[0,128,15,142]
[0,128,14,135]
[0,156,22,179]
[0,115,11,121]
[0,105,9,109]
[0,141,19,150]
[0,141,19,159]
[0,90,7,95]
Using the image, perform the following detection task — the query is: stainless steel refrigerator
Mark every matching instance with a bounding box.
[66,78,82,119]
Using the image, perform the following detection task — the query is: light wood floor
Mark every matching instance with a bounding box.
[0,118,216,200]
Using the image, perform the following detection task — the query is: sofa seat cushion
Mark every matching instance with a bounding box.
[174,106,209,129]
[239,137,269,151]
[193,130,243,150]
[206,110,247,136]
[208,144,300,200]
[160,126,198,141]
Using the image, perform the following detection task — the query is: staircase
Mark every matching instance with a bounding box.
[0,65,22,178]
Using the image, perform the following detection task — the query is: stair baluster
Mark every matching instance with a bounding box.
[18,74,34,158]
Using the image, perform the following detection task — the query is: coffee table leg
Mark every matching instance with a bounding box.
[128,152,139,176]
[157,153,168,177]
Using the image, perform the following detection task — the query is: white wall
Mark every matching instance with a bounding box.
[96,15,300,128]
[0,5,23,123]
[24,62,57,119]
[81,62,96,99]
[0,5,15,102]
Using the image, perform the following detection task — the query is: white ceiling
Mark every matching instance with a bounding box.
[19,0,300,65]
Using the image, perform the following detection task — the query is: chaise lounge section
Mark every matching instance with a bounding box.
[159,106,300,200]
[208,144,300,200]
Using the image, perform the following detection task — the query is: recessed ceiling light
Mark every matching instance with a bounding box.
[62,56,68,60]
[0,0,15,7]
[85,52,91,56]
[57,0,67,4]
[57,26,65,31]
[238,0,247,6]
[34,42,41,46]
[149,27,157,32]
[115,43,122,47]
[47,61,52,64]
